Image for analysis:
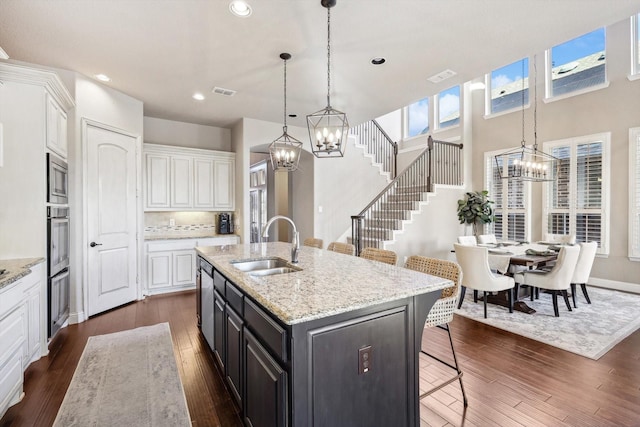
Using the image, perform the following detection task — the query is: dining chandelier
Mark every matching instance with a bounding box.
[269,53,303,172]
[306,0,349,158]
[494,55,559,182]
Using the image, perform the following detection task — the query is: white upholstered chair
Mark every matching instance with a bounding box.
[453,244,515,318]
[570,241,598,308]
[545,233,576,244]
[513,245,580,317]
[457,235,477,246]
[477,234,497,244]
[404,256,467,407]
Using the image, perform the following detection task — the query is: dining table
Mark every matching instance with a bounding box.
[458,241,560,314]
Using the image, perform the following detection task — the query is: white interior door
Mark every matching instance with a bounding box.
[86,122,138,317]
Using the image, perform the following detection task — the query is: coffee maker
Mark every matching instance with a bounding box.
[218,213,233,234]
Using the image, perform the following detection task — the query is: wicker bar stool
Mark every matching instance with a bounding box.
[404,255,468,407]
[359,247,397,266]
[303,237,323,249]
[327,242,355,255]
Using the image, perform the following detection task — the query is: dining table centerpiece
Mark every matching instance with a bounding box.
[457,190,494,237]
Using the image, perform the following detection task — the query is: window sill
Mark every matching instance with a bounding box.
[543,81,610,104]
[484,103,531,120]
[433,124,460,134]
[627,73,640,82]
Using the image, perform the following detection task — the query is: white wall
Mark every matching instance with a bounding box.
[143,116,231,151]
[69,74,144,323]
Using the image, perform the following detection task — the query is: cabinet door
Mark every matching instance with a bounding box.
[147,252,172,289]
[213,293,226,369]
[173,250,196,286]
[244,328,288,427]
[226,306,243,408]
[213,158,235,210]
[26,289,41,362]
[194,158,215,209]
[146,154,171,209]
[46,94,67,158]
[171,156,193,208]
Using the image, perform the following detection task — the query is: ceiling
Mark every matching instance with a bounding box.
[1,0,639,129]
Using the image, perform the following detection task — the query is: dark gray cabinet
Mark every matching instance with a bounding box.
[213,290,226,369]
[226,305,244,407]
[244,328,287,427]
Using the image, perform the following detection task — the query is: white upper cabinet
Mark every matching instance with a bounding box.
[46,93,68,158]
[144,144,235,211]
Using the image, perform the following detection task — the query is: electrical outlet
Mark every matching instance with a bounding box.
[169,218,175,226]
[358,345,372,375]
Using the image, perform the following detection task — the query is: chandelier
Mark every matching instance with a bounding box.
[494,55,559,182]
[306,0,349,158]
[269,53,303,172]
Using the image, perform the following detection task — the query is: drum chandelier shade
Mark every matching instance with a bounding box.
[307,0,349,158]
[494,55,559,182]
[269,53,303,172]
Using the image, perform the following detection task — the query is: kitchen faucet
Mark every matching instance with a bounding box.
[262,215,300,264]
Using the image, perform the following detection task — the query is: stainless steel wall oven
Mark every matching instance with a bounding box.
[47,206,70,338]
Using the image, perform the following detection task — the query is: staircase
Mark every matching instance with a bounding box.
[351,136,463,254]
[349,120,398,179]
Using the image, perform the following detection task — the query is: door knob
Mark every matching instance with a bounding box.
[90,242,102,247]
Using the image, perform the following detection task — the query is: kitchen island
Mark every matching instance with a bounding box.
[196,242,452,427]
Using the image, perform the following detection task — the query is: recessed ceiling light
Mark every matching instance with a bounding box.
[95,74,111,82]
[193,93,205,101]
[371,57,386,65]
[229,1,252,17]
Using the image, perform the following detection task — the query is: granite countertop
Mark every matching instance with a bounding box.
[196,242,452,325]
[0,258,46,290]
[144,232,238,241]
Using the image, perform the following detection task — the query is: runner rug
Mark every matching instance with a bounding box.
[455,286,640,360]
[53,322,191,426]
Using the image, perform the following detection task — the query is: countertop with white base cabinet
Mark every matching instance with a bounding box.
[0,259,47,419]
[144,234,239,295]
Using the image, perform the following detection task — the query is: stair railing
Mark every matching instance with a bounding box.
[349,119,398,178]
[351,136,463,255]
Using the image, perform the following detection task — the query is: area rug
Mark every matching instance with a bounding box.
[455,286,640,360]
[53,323,191,426]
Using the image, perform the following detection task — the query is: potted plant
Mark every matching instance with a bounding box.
[457,190,494,236]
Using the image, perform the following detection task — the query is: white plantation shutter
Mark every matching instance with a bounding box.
[630,128,640,259]
[543,133,610,255]
[485,151,529,241]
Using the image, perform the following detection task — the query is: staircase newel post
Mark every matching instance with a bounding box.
[427,135,434,193]
[351,215,363,256]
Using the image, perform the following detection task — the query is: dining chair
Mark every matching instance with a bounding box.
[453,244,515,318]
[404,256,468,407]
[570,241,598,308]
[477,234,497,244]
[327,241,355,255]
[545,233,576,244]
[457,235,477,246]
[303,237,323,249]
[513,245,580,317]
[359,247,397,265]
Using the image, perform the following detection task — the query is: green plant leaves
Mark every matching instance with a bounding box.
[456,190,495,225]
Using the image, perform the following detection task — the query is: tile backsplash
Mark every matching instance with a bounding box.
[144,211,217,232]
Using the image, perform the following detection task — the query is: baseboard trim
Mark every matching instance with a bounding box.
[69,311,86,325]
[589,277,640,294]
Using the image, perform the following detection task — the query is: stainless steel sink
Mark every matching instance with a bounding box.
[248,267,300,277]
[231,257,302,276]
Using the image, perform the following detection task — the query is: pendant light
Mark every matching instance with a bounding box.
[269,53,303,172]
[306,0,349,158]
[494,55,559,182]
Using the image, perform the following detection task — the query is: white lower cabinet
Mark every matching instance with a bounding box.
[145,236,238,295]
[0,262,46,419]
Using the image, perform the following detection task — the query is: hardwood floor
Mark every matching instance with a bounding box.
[1,290,639,427]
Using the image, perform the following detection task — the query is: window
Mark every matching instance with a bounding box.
[405,97,429,138]
[547,28,606,98]
[631,14,640,78]
[630,128,640,260]
[543,133,610,255]
[436,85,460,129]
[485,151,530,241]
[487,58,529,115]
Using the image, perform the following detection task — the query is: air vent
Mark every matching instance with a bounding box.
[427,69,457,84]
[212,86,237,96]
